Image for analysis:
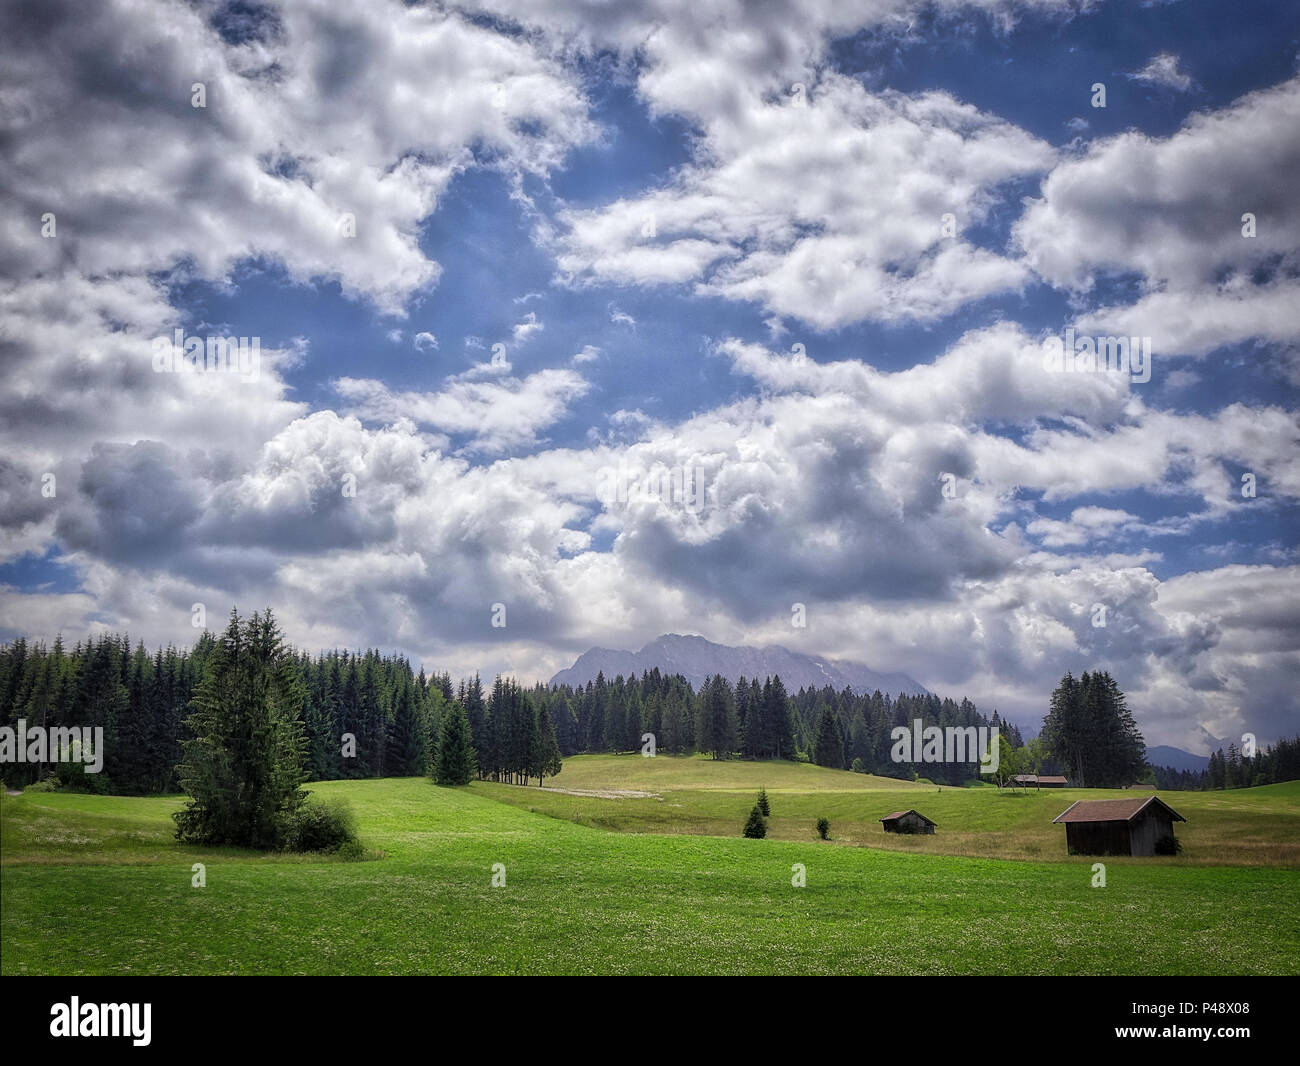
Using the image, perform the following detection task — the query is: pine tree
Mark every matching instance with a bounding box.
[743,803,767,839]
[532,702,563,786]
[434,700,477,786]
[173,609,308,849]
[757,787,771,817]
[813,704,844,768]
[697,675,738,760]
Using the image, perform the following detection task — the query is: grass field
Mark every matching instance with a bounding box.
[478,754,1300,867]
[3,761,1298,975]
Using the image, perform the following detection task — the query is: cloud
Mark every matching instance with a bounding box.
[1129,53,1194,92]
[413,331,439,351]
[511,311,544,344]
[0,0,597,314]
[335,366,589,454]
[1,0,1295,751]
[1016,76,1300,358]
[554,74,1052,328]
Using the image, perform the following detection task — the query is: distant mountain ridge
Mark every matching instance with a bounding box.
[1146,745,1212,773]
[549,634,929,696]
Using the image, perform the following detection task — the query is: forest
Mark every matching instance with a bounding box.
[1,627,1295,795]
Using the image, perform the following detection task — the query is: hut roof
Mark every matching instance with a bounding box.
[880,809,937,826]
[1052,796,1185,825]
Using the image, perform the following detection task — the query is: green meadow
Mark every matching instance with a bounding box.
[480,754,1300,867]
[2,761,1298,975]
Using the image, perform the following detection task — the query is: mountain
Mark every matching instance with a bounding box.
[549,634,928,697]
[1146,745,1212,773]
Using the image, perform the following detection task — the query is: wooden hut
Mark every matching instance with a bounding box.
[1012,774,1069,788]
[1052,796,1185,856]
[880,809,936,835]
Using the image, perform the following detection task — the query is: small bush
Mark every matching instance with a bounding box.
[743,804,767,839]
[25,777,59,793]
[757,787,770,817]
[284,798,358,854]
[335,839,367,862]
[816,817,830,840]
[1154,834,1183,856]
[850,757,865,774]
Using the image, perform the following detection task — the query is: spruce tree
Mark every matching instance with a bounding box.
[743,803,767,839]
[757,787,770,817]
[532,702,563,786]
[434,699,477,786]
[813,705,844,768]
[173,609,308,849]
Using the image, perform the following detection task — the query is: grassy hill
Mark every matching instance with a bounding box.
[3,773,1298,975]
[477,755,1300,866]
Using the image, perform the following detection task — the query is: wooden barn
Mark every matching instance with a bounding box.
[1052,796,1185,857]
[880,809,936,835]
[1013,774,1069,788]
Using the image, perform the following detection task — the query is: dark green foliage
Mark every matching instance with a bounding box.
[696,674,739,760]
[285,797,358,853]
[5,620,1292,798]
[532,701,563,786]
[813,704,844,769]
[816,817,830,840]
[1154,834,1183,856]
[173,610,309,850]
[1042,671,1146,788]
[757,787,770,817]
[743,803,767,839]
[434,700,477,786]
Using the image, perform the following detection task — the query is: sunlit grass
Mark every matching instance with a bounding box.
[3,775,1297,975]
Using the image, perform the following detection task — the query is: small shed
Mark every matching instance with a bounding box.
[880,809,936,835]
[1053,796,1185,856]
[1013,774,1069,788]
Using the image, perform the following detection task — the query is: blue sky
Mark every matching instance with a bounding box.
[1,0,1297,749]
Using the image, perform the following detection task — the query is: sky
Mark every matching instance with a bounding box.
[1,0,1297,750]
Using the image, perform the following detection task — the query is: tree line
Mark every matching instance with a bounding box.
[1151,736,1300,791]
[1,628,1022,793]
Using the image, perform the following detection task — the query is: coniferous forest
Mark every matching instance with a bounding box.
[2,624,1296,796]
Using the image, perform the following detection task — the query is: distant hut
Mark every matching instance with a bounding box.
[1124,782,1158,789]
[880,810,936,835]
[1053,796,1185,856]
[1013,774,1069,789]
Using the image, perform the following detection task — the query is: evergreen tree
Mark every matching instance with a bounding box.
[813,704,844,768]
[434,699,477,786]
[173,609,308,849]
[532,702,563,786]
[743,803,767,839]
[1042,671,1146,787]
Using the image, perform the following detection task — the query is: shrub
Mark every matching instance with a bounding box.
[816,817,830,840]
[1154,834,1183,856]
[850,757,865,774]
[757,787,770,817]
[743,804,767,839]
[284,797,359,854]
[25,777,59,793]
[335,839,366,862]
